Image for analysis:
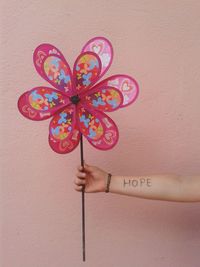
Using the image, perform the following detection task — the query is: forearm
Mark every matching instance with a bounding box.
[109,174,200,202]
[75,164,200,202]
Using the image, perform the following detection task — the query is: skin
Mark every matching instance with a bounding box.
[74,163,200,202]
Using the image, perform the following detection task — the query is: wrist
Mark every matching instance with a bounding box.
[105,173,112,193]
[99,172,109,192]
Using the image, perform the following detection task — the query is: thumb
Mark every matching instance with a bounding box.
[84,162,94,172]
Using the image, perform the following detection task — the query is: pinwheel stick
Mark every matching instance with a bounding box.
[80,134,86,261]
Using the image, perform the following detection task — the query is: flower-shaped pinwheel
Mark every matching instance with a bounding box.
[18,37,139,154]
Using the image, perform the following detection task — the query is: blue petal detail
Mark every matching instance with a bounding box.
[58,112,67,124]
[80,115,90,128]
[51,126,60,136]
[31,90,43,101]
[88,128,96,138]
[45,92,58,102]
[92,97,105,107]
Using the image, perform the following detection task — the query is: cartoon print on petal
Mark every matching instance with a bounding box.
[95,75,139,107]
[73,52,101,93]
[42,55,73,94]
[49,105,75,141]
[77,105,104,141]
[81,86,123,112]
[28,87,68,111]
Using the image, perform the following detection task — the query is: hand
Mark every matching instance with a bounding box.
[74,163,108,193]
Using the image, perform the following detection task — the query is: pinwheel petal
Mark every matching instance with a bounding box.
[87,110,119,150]
[77,104,105,141]
[81,37,113,78]
[81,86,123,112]
[49,104,75,141]
[33,44,74,95]
[94,75,139,107]
[48,105,80,153]
[18,87,69,121]
[49,125,80,154]
[73,52,101,93]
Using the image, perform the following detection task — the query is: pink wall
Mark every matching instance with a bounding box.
[1,0,200,266]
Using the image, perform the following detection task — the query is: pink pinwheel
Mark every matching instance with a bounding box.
[18,37,139,154]
[17,37,139,261]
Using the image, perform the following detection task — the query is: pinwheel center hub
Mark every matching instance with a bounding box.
[70,95,80,105]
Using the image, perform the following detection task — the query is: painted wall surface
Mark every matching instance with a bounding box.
[1,0,200,266]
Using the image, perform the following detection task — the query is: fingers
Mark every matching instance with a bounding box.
[84,163,93,172]
[76,171,86,179]
[75,163,93,192]
[74,184,85,192]
[74,176,86,191]
[77,163,93,173]
[74,177,86,185]
[74,169,86,192]
[77,165,83,171]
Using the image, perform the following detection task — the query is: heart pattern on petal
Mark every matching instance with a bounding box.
[104,130,115,144]
[59,139,74,151]
[121,80,132,92]
[92,43,103,54]
[22,105,37,118]
[36,51,46,67]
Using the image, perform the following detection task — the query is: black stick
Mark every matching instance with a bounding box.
[80,134,86,261]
